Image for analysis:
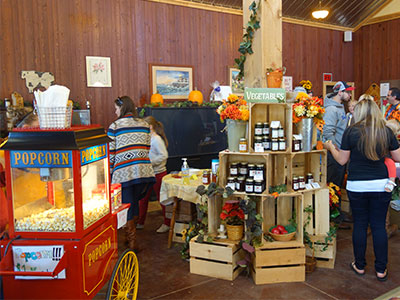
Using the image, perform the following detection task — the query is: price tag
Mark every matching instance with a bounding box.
[117,208,128,229]
[305,183,313,190]
[255,145,264,152]
[311,182,320,189]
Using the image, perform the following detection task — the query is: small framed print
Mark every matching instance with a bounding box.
[86,56,112,87]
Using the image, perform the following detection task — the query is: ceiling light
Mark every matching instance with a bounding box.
[312,1,329,19]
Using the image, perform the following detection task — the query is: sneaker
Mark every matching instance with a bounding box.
[136,224,144,229]
[156,224,170,233]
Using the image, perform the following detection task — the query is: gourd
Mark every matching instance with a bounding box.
[150,93,163,106]
[188,89,203,105]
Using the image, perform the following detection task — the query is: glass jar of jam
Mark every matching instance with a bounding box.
[254,136,264,152]
[293,176,299,191]
[227,177,236,191]
[236,176,246,192]
[263,136,271,151]
[299,176,305,190]
[278,125,284,138]
[271,139,279,151]
[279,138,286,151]
[263,122,270,136]
[239,138,248,153]
[248,164,256,178]
[239,162,248,176]
[202,170,210,185]
[271,127,279,139]
[255,122,263,136]
[245,178,254,193]
[254,180,263,194]
[307,173,314,184]
[230,162,238,176]
[292,138,300,152]
[255,164,265,180]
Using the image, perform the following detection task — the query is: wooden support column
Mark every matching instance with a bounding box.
[243,0,282,88]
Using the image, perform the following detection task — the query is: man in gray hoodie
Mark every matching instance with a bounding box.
[322,81,354,224]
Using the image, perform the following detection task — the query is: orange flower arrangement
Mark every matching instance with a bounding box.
[216,94,249,122]
[292,92,325,132]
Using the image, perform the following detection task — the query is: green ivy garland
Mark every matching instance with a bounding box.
[234,0,261,81]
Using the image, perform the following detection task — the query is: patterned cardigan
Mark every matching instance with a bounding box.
[107,113,155,185]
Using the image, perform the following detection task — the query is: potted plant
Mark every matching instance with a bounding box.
[266,66,286,88]
[220,200,245,241]
[216,94,249,152]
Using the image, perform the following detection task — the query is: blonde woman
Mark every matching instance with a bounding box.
[324,95,400,281]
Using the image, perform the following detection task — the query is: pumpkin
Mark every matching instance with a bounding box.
[188,89,203,105]
[150,93,163,106]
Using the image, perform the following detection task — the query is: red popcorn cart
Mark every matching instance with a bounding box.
[0,125,138,299]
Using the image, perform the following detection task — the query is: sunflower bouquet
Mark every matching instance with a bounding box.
[299,80,312,91]
[216,94,249,122]
[328,182,341,219]
[292,92,325,132]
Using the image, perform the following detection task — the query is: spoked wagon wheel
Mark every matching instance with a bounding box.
[106,249,139,300]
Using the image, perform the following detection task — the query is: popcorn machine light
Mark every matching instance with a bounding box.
[0,125,130,299]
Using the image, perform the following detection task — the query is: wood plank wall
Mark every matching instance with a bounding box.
[1,0,354,128]
[354,18,400,97]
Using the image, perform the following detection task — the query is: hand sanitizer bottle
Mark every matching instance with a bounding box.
[181,158,190,185]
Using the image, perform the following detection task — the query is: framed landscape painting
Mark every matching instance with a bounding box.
[229,67,244,96]
[150,64,193,99]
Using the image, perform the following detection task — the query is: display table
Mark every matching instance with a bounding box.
[160,172,204,248]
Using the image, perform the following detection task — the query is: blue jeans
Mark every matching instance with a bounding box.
[122,182,151,220]
[347,191,391,273]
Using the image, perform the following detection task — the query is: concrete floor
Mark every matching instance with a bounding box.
[96,209,400,300]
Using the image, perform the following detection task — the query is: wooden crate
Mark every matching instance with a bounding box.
[172,222,190,244]
[306,235,337,269]
[248,103,292,153]
[288,150,327,193]
[303,188,330,236]
[218,151,270,196]
[189,237,244,281]
[251,194,305,284]
[251,246,306,284]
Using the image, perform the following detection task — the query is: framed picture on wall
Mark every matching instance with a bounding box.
[86,56,112,87]
[149,64,193,99]
[229,67,244,96]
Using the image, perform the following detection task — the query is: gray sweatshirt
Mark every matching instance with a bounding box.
[149,134,168,174]
[322,96,347,148]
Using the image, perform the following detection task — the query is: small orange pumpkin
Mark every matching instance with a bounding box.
[150,93,163,106]
[188,89,203,105]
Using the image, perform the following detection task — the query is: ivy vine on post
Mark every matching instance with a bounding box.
[234,0,261,81]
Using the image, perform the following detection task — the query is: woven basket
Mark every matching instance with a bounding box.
[269,230,296,242]
[226,224,244,241]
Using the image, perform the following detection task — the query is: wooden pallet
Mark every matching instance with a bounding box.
[190,237,244,281]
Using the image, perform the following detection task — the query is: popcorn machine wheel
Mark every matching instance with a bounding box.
[0,125,138,299]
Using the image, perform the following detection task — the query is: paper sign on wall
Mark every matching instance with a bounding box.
[283,76,293,92]
[12,245,66,280]
[380,83,390,97]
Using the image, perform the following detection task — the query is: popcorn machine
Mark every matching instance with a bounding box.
[0,125,135,299]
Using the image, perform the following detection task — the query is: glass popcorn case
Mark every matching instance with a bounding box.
[1,126,113,239]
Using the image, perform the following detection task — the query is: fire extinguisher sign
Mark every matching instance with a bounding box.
[12,245,66,280]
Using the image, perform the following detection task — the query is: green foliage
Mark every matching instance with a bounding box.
[234,0,261,81]
[241,196,263,247]
[268,184,287,194]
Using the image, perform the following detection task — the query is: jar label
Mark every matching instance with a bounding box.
[255,143,264,152]
[294,143,300,151]
[255,128,263,135]
[230,168,238,175]
[249,170,255,177]
[245,185,254,193]
[235,182,241,190]
[239,144,247,152]
[254,185,262,193]
[263,128,269,135]
[299,182,305,189]
[279,142,285,151]
[272,131,279,138]
[272,143,279,151]
[202,177,209,184]
[240,168,247,175]
[293,182,299,190]
[254,171,263,181]
[227,183,236,190]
